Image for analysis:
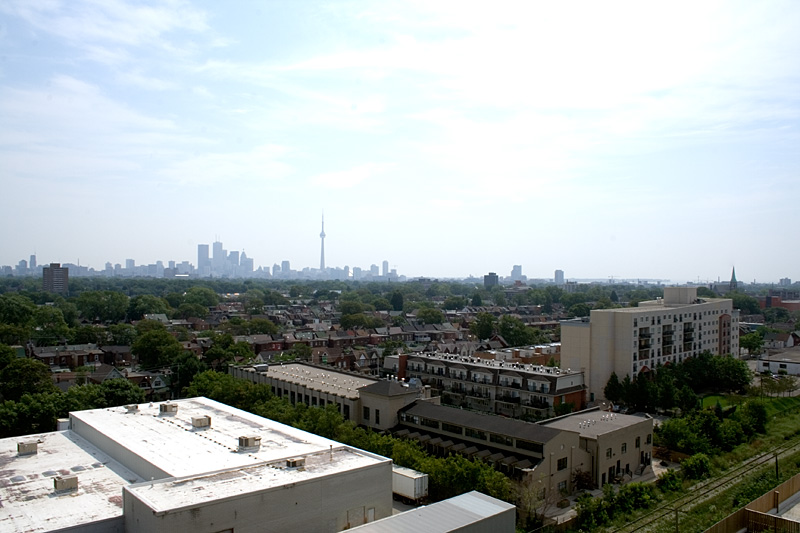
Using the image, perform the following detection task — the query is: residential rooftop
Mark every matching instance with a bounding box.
[408,352,582,377]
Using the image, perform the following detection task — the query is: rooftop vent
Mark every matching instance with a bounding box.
[238,435,261,450]
[192,415,211,429]
[286,457,306,468]
[125,404,139,412]
[159,403,178,415]
[54,475,78,492]
[17,441,38,455]
[57,418,70,431]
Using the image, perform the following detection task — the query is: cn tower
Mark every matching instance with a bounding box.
[319,213,326,270]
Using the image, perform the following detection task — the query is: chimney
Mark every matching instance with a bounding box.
[17,441,38,455]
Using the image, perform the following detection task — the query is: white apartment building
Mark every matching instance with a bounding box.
[561,287,739,401]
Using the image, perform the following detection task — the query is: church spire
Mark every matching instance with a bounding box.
[730,267,738,291]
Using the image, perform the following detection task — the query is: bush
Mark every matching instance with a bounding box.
[656,469,683,493]
[682,453,712,480]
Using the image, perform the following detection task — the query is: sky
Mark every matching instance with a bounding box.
[1,1,799,283]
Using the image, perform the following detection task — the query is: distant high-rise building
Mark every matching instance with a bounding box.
[240,251,253,273]
[370,264,379,277]
[125,259,135,270]
[212,241,224,270]
[281,261,291,276]
[320,214,326,270]
[555,269,565,285]
[43,263,69,294]
[198,244,209,273]
[484,272,499,289]
[780,277,792,287]
[29,254,37,269]
[510,265,522,281]
[228,250,239,267]
[273,263,281,277]
[382,260,389,277]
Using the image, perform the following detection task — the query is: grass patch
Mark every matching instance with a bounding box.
[763,396,800,418]
[701,395,729,408]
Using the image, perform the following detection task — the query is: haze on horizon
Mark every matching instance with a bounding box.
[1,1,799,283]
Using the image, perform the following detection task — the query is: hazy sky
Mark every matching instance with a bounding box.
[2,1,799,283]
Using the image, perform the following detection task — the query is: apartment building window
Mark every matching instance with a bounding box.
[606,448,612,459]
[515,439,543,453]
[635,437,641,448]
[621,443,627,453]
[557,457,568,471]
[442,422,463,435]
[363,406,370,422]
[490,433,513,447]
[646,434,652,444]
[375,409,380,425]
[465,428,487,440]
[558,480,567,493]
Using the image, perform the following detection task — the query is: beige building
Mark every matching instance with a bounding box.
[542,409,653,487]
[561,287,739,400]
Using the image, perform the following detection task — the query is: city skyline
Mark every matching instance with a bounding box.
[2,2,799,281]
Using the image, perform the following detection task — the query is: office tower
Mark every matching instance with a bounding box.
[483,272,499,289]
[29,254,37,269]
[228,250,239,267]
[370,264,379,276]
[198,244,209,272]
[382,260,389,277]
[555,269,565,285]
[125,259,135,270]
[43,263,69,293]
[511,265,522,281]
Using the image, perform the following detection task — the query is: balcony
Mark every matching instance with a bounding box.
[497,395,521,404]
[638,331,652,338]
[525,398,550,409]
[683,324,695,332]
[467,389,491,399]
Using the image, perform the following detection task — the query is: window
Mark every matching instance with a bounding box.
[515,439,543,453]
[635,437,640,448]
[363,407,370,421]
[442,422,462,435]
[557,457,568,471]
[606,448,612,458]
[646,434,652,444]
[490,433,513,446]
[465,428,487,440]
[621,443,627,453]
[375,409,380,425]
[558,480,567,493]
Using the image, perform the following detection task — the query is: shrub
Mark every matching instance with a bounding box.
[682,453,712,480]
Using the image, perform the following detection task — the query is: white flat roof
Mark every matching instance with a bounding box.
[253,363,377,398]
[126,447,387,512]
[0,430,143,533]
[543,411,651,438]
[70,397,356,478]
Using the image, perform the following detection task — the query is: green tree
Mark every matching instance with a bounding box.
[740,332,764,356]
[107,323,138,345]
[127,294,171,321]
[31,306,70,346]
[681,453,711,480]
[416,307,444,325]
[390,291,404,311]
[70,324,105,345]
[442,296,466,310]
[604,372,623,404]
[0,358,59,401]
[76,290,129,322]
[132,329,184,370]
[729,292,760,315]
[471,293,482,306]
[98,378,147,406]
[568,303,591,318]
[0,293,35,326]
[470,312,496,340]
[184,286,219,308]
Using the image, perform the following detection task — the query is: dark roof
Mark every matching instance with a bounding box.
[358,380,419,397]
[401,401,561,444]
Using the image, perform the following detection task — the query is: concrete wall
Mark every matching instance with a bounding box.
[594,418,653,486]
[123,460,392,533]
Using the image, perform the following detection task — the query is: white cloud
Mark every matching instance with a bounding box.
[160,144,294,186]
[310,163,393,189]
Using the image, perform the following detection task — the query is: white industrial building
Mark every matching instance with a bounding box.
[1,397,515,533]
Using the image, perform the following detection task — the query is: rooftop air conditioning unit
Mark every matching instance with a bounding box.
[17,441,38,455]
[159,403,178,415]
[192,415,211,429]
[286,457,306,468]
[54,475,78,492]
[125,404,139,412]
[238,436,262,450]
